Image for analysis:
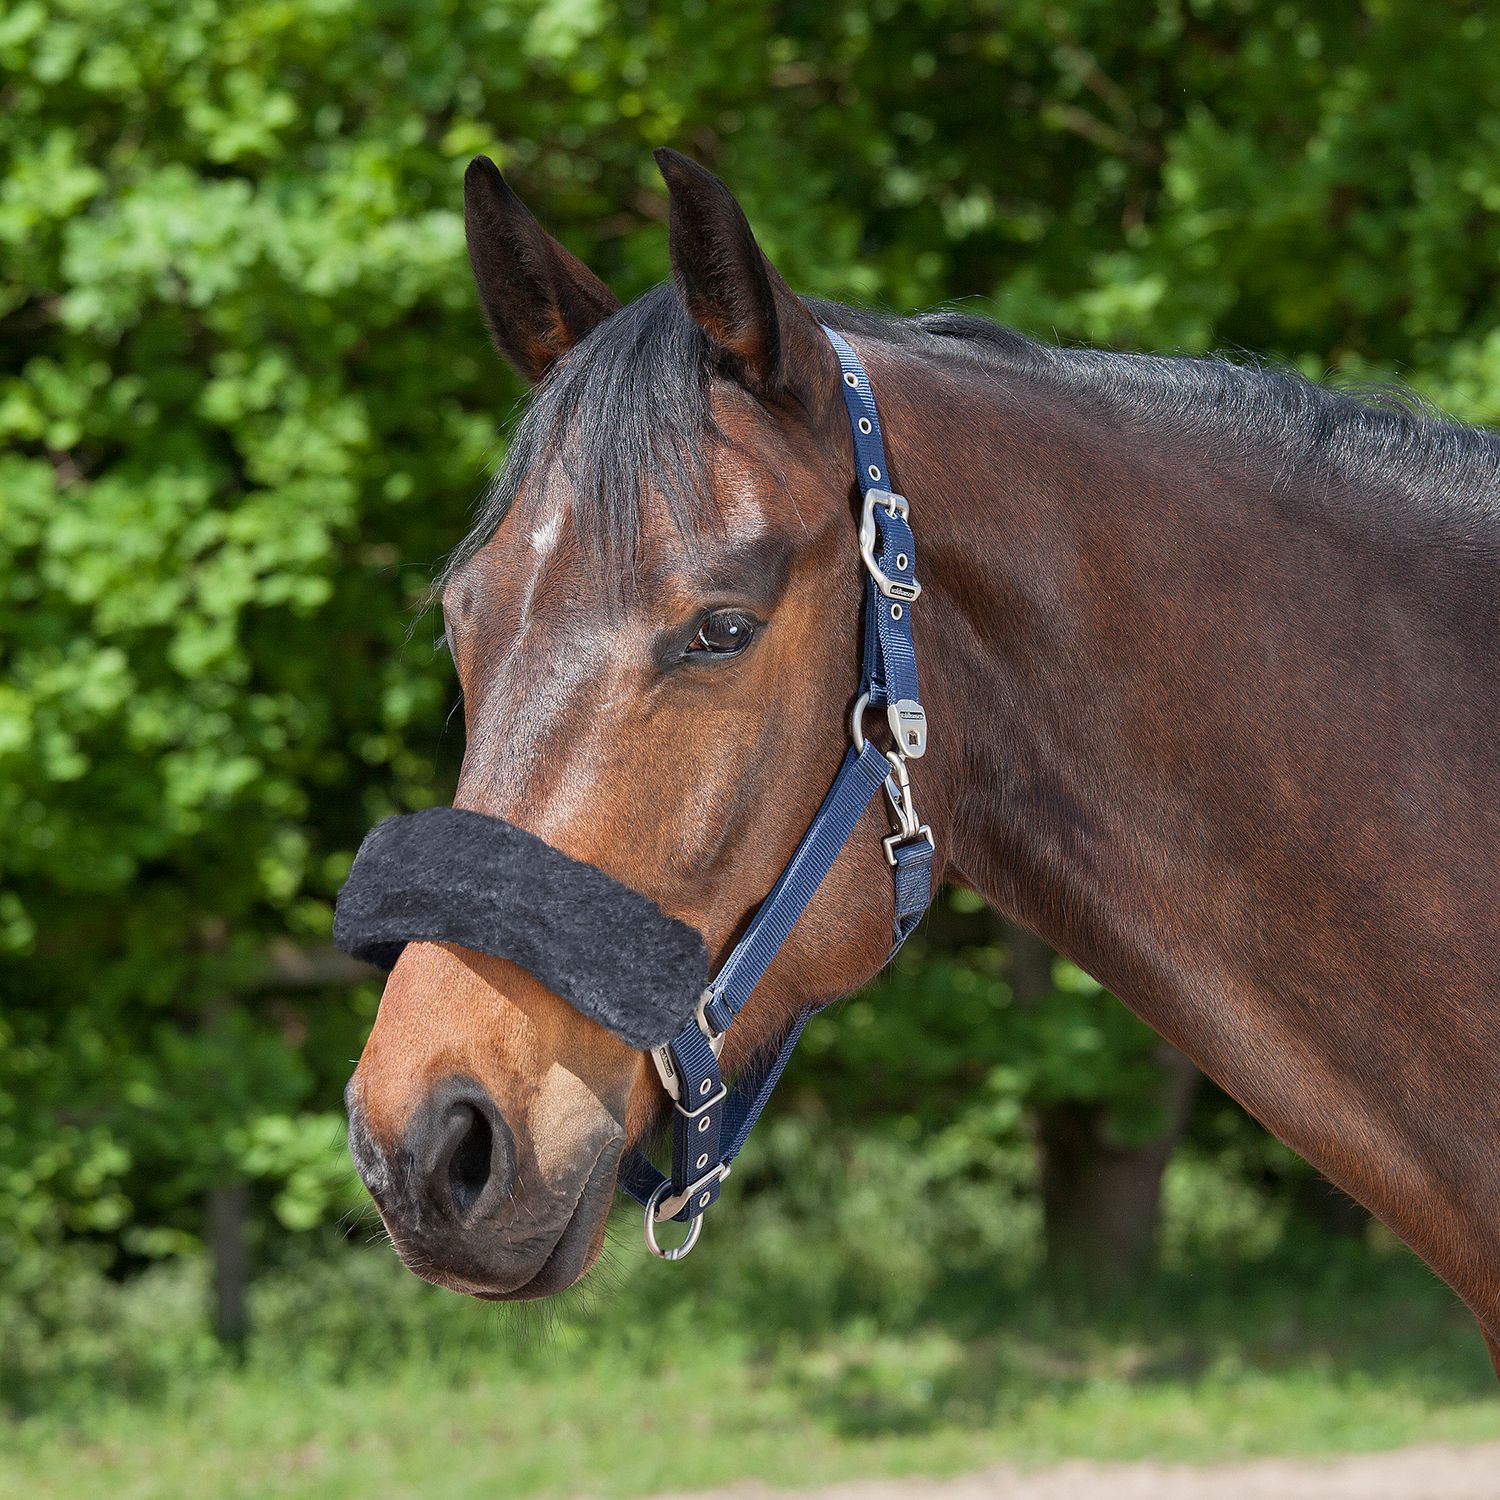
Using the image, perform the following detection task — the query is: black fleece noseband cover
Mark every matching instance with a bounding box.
[333,807,709,1050]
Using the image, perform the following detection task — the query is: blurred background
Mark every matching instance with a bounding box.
[4,2,1500,1496]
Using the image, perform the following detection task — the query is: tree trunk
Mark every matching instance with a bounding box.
[1002,920,1201,1289]
[201,988,251,1354]
[1034,1054,1198,1287]
[207,1177,251,1353]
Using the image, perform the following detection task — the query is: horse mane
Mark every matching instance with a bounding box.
[442,287,1500,589]
[442,286,720,590]
[910,309,1500,547]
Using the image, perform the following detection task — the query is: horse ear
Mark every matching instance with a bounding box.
[463,156,620,384]
[654,148,834,400]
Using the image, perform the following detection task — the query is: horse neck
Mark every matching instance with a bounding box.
[858,332,1500,1332]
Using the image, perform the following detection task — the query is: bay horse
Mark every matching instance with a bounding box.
[345,148,1500,1372]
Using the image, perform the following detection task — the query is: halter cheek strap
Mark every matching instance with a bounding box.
[620,325,935,1257]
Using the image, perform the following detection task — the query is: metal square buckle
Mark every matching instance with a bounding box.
[650,990,727,1101]
[883,826,934,867]
[859,489,921,602]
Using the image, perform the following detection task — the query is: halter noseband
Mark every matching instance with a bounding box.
[619,325,934,1258]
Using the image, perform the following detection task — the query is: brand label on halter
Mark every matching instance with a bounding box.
[889,699,928,758]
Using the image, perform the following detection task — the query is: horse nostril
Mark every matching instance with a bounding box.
[383,1077,517,1228]
[415,1081,516,1222]
[445,1103,493,1218]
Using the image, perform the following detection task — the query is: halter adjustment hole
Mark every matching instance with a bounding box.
[843,372,859,387]
[868,465,882,481]
[858,417,872,434]
[896,552,909,570]
[891,603,904,620]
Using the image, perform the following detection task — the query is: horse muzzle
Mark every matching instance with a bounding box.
[345,1068,625,1300]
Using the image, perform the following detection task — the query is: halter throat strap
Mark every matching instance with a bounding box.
[621,325,935,1255]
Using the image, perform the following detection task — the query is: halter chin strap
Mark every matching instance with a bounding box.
[620,325,935,1258]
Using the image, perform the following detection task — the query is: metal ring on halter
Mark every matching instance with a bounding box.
[643,1179,705,1260]
[850,690,873,752]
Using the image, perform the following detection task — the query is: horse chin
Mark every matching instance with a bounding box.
[472,1149,619,1301]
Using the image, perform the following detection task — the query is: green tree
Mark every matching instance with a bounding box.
[2,0,1495,1298]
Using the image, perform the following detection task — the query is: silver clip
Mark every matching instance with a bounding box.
[887,698,927,758]
[859,489,921,602]
[881,751,933,866]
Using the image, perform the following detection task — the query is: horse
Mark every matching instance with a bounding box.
[344,148,1500,1372]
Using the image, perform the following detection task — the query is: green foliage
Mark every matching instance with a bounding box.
[0,1227,218,1416]
[3,0,1499,1329]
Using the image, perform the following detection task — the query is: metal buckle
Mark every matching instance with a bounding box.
[882,825,934,866]
[859,489,921,602]
[650,989,727,1102]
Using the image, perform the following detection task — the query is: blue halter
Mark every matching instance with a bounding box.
[619,325,935,1258]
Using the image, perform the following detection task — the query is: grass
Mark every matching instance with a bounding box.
[3,1132,1497,1499]
[7,1353,1498,1500]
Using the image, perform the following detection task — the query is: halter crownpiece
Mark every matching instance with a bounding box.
[333,324,934,1260]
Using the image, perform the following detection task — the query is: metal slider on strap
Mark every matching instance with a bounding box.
[859,489,921,602]
[650,1163,730,1223]
[649,989,725,1101]
[675,1081,727,1118]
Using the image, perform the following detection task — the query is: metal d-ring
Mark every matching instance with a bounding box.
[850,690,873,752]
[643,1179,705,1261]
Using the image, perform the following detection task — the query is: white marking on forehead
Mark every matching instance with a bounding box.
[713,466,779,543]
[530,503,564,557]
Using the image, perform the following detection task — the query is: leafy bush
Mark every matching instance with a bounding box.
[3,0,1498,1307]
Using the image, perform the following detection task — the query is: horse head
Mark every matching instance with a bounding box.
[344,152,947,1298]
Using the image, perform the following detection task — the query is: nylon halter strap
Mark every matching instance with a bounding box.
[619,325,935,1259]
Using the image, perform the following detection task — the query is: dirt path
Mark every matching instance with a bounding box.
[662,1441,1500,1500]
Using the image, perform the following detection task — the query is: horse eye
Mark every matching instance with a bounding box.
[690,609,756,656]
